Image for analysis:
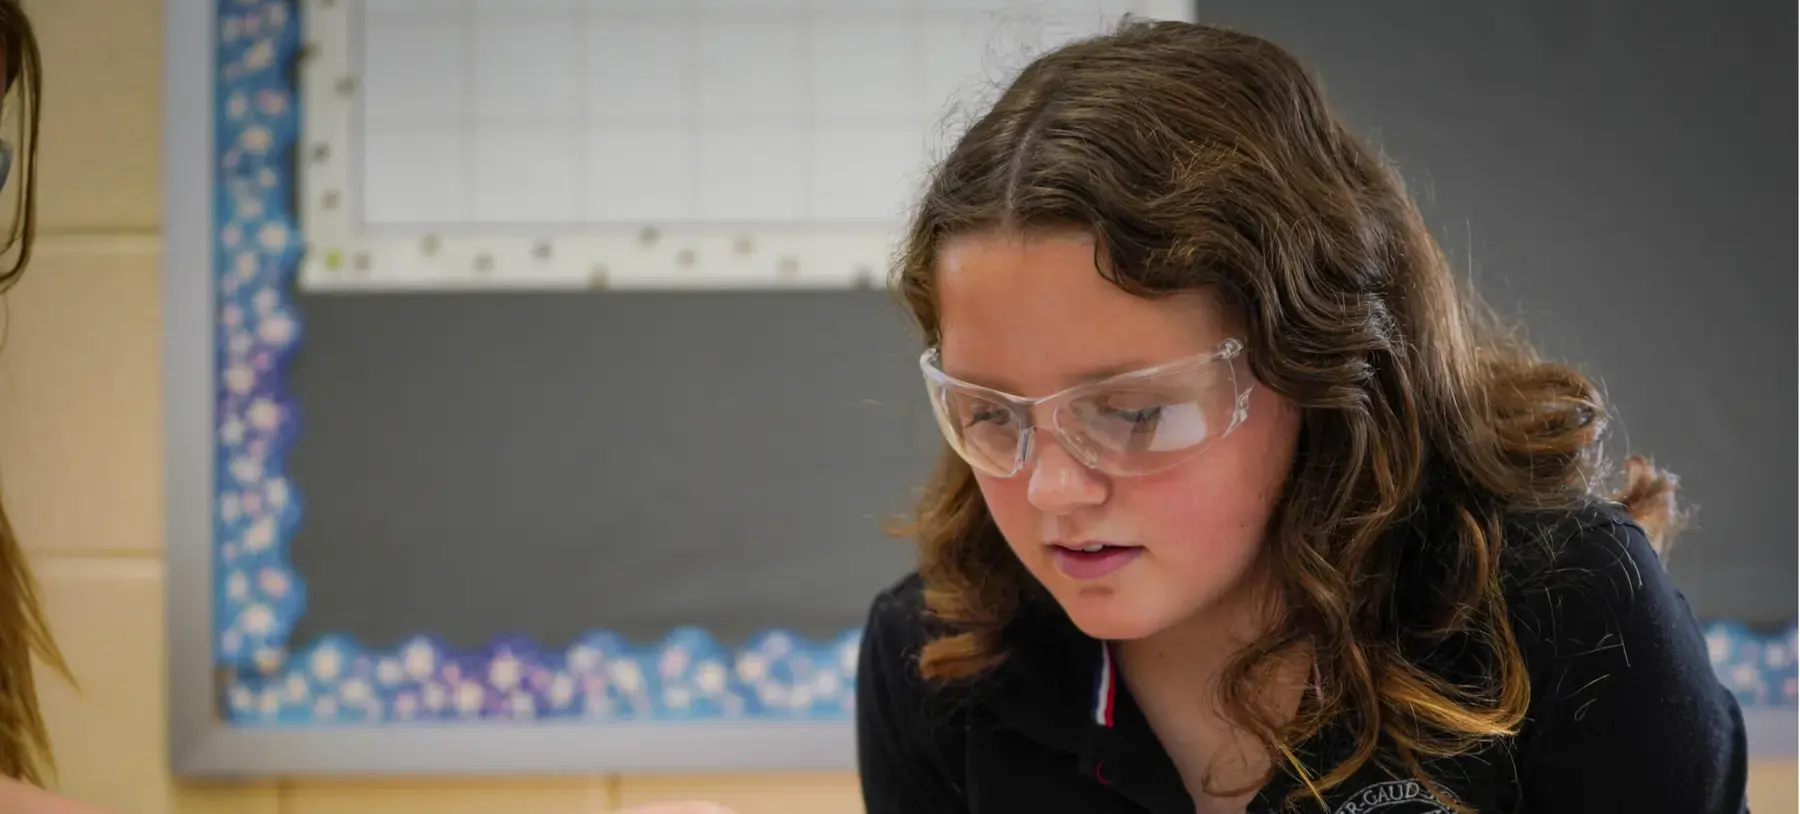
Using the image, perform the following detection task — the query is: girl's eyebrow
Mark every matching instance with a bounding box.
[943,358,1172,396]
[1068,360,1169,385]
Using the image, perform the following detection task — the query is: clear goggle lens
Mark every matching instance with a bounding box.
[920,338,1252,478]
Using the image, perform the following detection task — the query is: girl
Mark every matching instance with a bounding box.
[857,19,1746,814]
[0,3,116,812]
[0,0,67,788]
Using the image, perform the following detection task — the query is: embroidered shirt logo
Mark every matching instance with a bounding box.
[1330,780,1454,814]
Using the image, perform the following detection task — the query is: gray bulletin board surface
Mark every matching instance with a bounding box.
[284,290,934,650]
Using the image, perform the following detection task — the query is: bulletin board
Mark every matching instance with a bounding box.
[166,0,1199,777]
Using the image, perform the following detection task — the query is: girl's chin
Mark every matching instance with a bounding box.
[1054,595,1171,642]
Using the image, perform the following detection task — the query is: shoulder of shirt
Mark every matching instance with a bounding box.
[866,571,930,645]
[862,573,940,685]
[1496,499,1659,603]
[862,572,985,709]
[1495,499,1681,674]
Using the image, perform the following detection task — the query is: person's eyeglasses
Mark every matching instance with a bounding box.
[0,138,14,191]
[920,338,1253,479]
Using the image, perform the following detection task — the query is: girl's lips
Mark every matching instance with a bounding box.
[1048,543,1142,579]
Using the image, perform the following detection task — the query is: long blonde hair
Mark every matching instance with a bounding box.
[0,0,70,786]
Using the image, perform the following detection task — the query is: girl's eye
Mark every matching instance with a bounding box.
[1104,405,1164,425]
[964,399,1013,427]
[1092,391,1178,421]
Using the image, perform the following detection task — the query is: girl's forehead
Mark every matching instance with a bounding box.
[934,232,1230,395]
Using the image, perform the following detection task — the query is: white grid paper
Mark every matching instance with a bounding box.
[299,0,1195,291]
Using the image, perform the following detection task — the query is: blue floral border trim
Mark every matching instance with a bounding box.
[213,0,309,688]
[1709,623,1798,710]
[209,0,1793,725]
[210,0,861,726]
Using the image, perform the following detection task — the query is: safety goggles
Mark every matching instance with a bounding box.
[920,338,1253,478]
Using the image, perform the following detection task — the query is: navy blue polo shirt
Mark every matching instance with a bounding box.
[855,504,1750,813]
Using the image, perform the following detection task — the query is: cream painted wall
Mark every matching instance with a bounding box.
[2,2,1791,813]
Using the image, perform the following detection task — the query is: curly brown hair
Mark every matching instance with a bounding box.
[0,0,68,788]
[892,18,1681,810]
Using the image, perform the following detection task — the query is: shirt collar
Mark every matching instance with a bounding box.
[982,599,1339,809]
[1093,637,1119,728]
